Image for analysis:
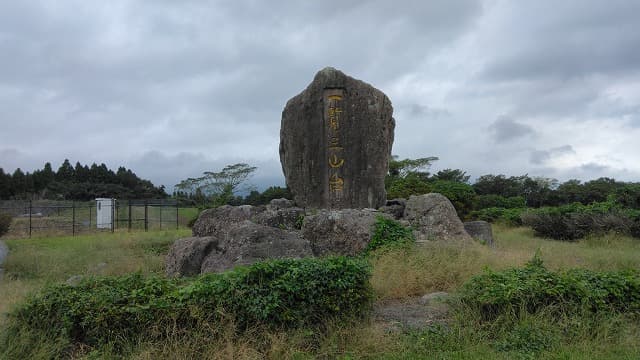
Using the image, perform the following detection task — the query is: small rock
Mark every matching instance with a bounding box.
[464,221,494,247]
[379,198,406,220]
[419,292,449,305]
[266,198,294,211]
[166,236,219,277]
[66,275,84,287]
[93,262,108,274]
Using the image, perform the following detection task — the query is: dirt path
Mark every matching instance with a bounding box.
[373,292,450,331]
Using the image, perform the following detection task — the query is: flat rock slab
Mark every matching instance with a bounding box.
[373,295,450,331]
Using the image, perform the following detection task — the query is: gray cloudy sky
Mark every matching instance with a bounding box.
[1,0,639,191]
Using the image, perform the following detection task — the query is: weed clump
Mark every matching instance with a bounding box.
[0,212,11,237]
[3,256,372,354]
[459,255,640,318]
[367,216,414,253]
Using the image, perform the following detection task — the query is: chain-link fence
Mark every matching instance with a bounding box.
[0,199,197,238]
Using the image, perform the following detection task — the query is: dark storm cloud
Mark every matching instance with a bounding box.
[488,116,535,143]
[1,1,639,188]
[0,0,484,188]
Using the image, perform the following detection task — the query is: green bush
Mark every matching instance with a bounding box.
[386,174,431,200]
[470,207,525,226]
[521,202,640,240]
[474,195,526,210]
[459,256,640,319]
[367,216,415,253]
[0,212,11,237]
[5,257,372,349]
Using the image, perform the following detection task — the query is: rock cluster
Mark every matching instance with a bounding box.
[167,193,476,276]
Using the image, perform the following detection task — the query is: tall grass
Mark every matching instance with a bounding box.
[1,226,640,359]
[371,225,640,301]
[0,229,189,327]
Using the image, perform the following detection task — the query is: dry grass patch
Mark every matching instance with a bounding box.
[371,225,640,301]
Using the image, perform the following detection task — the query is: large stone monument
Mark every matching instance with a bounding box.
[279,67,395,209]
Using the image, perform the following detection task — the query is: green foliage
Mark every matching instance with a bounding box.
[459,257,640,319]
[175,163,257,209]
[0,212,11,237]
[429,180,476,218]
[0,160,166,201]
[5,257,372,352]
[431,168,470,183]
[470,207,525,226]
[388,156,438,179]
[243,186,292,206]
[385,155,437,199]
[474,194,526,210]
[614,184,640,209]
[367,216,415,252]
[386,173,431,199]
[521,201,640,240]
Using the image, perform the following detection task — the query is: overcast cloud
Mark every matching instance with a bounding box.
[1,0,639,192]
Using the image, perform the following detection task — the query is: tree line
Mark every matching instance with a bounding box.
[0,159,167,201]
[385,156,640,218]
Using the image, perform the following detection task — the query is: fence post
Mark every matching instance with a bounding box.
[72,201,76,236]
[111,199,120,232]
[111,199,115,233]
[29,200,32,238]
[144,201,148,232]
[89,203,92,229]
[128,201,132,232]
[176,201,179,230]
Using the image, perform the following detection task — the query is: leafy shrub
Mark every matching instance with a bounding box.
[6,257,372,348]
[521,203,640,240]
[367,216,415,252]
[473,195,526,210]
[470,207,525,226]
[459,256,640,319]
[0,212,11,237]
[386,174,431,200]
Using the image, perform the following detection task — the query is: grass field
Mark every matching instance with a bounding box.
[3,207,199,239]
[1,226,639,359]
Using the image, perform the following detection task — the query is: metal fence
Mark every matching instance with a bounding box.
[0,199,195,238]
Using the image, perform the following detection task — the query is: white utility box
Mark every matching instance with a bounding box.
[95,198,115,229]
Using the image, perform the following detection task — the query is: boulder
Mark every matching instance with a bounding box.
[379,198,406,220]
[200,221,312,273]
[279,67,395,209]
[464,221,494,247]
[266,198,295,211]
[404,193,472,242]
[191,205,264,237]
[252,206,305,231]
[166,236,220,277]
[302,209,391,256]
